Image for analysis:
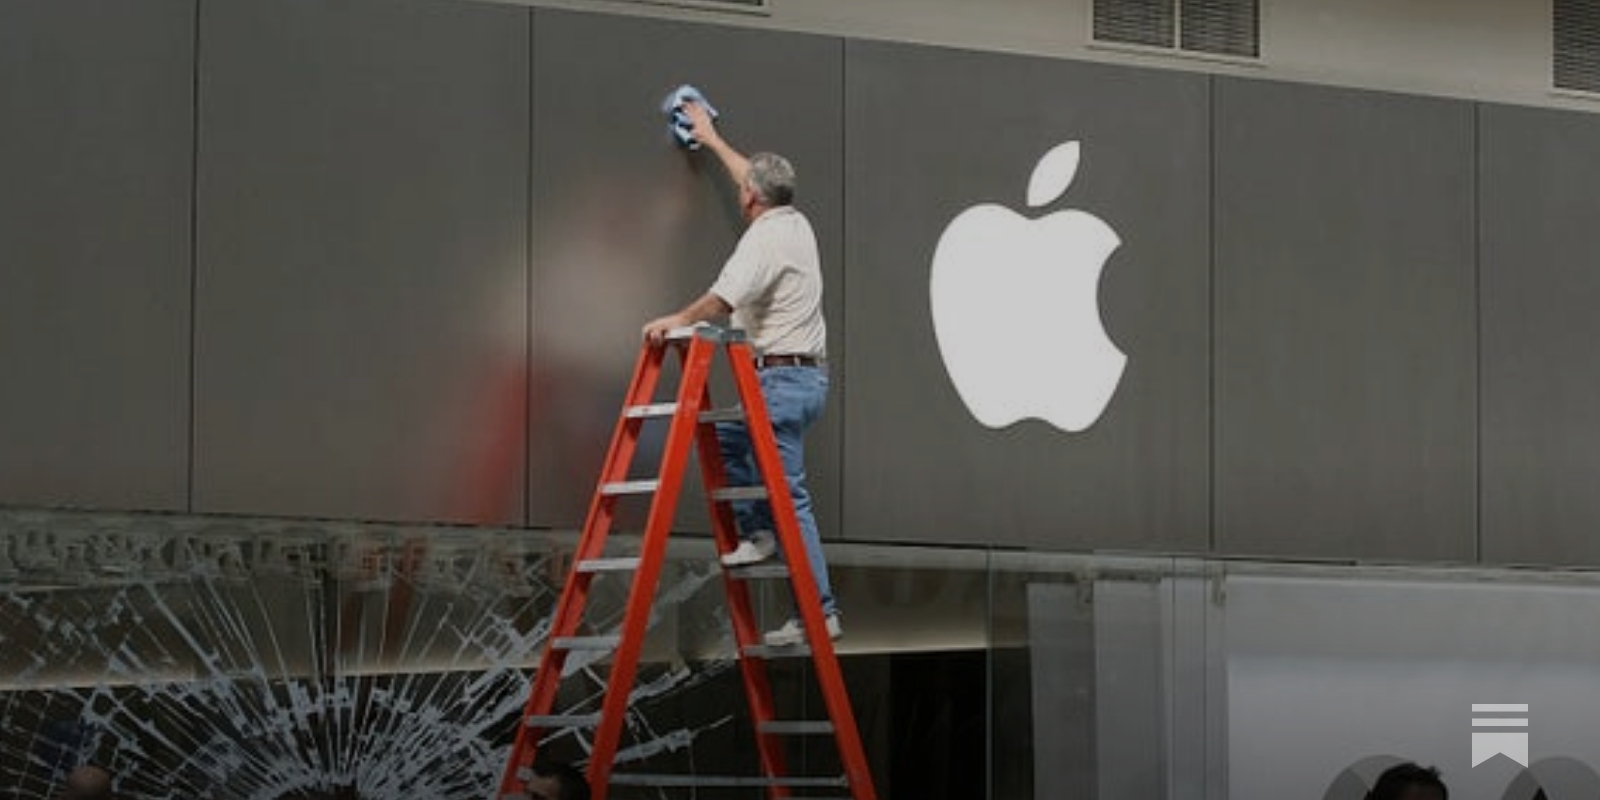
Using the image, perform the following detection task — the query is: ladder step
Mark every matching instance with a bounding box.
[553,635,621,651]
[576,557,640,573]
[759,720,836,735]
[624,402,678,419]
[699,406,744,423]
[711,485,768,502]
[728,563,789,580]
[606,773,849,788]
[743,644,816,659]
[523,713,602,729]
[601,479,659,496]
[626,404,742,423]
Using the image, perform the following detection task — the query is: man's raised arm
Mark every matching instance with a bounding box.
[683,100,750,189]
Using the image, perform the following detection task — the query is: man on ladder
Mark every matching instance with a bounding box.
[642,99,841,647]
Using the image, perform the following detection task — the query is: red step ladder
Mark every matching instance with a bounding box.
[497,325,877,800]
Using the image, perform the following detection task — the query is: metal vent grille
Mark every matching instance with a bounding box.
[606,0,765,12]
[1181,0,1259,57]
[1094,0,1175,49]
[1555,0,1600,92]
[1094,0,1259,58]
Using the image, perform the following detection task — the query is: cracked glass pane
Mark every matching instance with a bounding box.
[0,510,757,800]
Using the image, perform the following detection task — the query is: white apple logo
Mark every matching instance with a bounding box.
[929,141,1126,432]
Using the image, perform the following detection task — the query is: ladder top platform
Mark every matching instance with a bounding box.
[663,323,746,343]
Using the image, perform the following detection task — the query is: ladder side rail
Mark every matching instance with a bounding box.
[723,339,831,633]
[724,340,879,800]
[567,340,670,571]
[595,341,673,501]
[689,380,793,796]
[498,342,667,798]
[585,338,718,800]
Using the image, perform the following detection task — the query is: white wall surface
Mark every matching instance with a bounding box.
[1227,575,1600,800]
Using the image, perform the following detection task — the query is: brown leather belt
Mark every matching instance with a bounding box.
[755,353,824,369]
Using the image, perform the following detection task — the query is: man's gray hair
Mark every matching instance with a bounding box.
[744,152,796,207]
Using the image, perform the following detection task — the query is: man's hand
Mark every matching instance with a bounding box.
[642,313,689,345]
[643,293,730,345]
[682,100,748,189]
[683,101,722,149]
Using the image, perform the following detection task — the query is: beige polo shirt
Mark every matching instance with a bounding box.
[709,206,827,357]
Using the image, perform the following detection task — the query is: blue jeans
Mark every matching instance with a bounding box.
[716,365,837,617]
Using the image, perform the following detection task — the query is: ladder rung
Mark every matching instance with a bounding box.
[606,773,848,788]
[699,406,744,423]
[728,563,789,580]
[523,713,602,728]
[759,720,836,735]
[601,479,659,496]
[577,557,640,573]
[743,644,815,659]
[711,485,768,502]
[554,635,621,651]
[623,404,743,423]
[624,402,678,419]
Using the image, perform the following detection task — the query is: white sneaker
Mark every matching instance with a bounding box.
[763,614,843,647]
[720,531,777,566]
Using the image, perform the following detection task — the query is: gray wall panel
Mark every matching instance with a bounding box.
[11,0,1600,570]
[0,0,194,510]
[1480,104,1600,566]
[193,0,529,523]
[1213,78,1476,560]
[842,41,1211,551]
[528,10,844,535]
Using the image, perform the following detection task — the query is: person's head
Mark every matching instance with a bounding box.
[525,759,590,800]
[59,764,113,800]
[739,152,796,220]
[1368,762,1448,800]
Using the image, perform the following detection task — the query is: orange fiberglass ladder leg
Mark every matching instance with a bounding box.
[496,325,877,800]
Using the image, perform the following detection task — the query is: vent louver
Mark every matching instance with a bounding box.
[1555,0,1600,92]
[1095,0,1259,59]
[1094,0,1175,49]
[1181,0,1259,57]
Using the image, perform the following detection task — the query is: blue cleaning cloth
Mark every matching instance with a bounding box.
[661,84,718,150]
